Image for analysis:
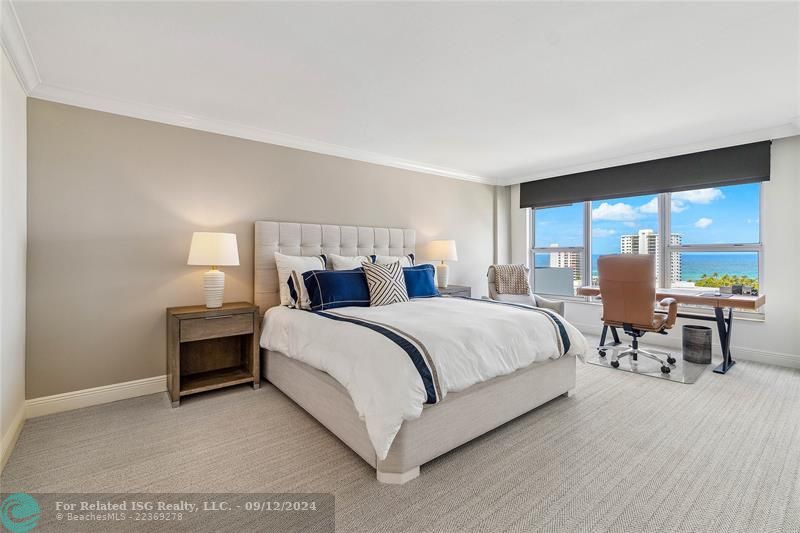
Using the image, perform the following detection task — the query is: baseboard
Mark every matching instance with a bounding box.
[1,406,26,472]
[26,375,167,419]
[731,347,800,369]
[574,322,800,370]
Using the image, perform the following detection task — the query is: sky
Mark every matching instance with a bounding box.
[534,183,760,255]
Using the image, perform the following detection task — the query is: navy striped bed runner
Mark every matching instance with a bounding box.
[315,311,441,404]
[314,297,572,405]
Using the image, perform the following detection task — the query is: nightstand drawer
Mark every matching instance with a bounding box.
[180,313,253,342]
[438,285,471,298]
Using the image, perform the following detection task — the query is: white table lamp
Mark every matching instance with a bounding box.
[187,232,240,308]
[428,239,458,288]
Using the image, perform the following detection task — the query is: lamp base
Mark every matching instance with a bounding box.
[204,269,225,308]
[436,263,449,288]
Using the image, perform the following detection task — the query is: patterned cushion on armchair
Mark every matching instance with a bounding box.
[486,265,566,317]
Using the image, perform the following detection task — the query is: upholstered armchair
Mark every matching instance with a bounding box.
[486,265,566,316]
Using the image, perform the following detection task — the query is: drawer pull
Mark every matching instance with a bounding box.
[205,315,234,320]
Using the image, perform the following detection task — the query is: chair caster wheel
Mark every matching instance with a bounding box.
[661,365,671,374]
[667,356,676,365]
[610,360,620,368]
[598,349,607,357]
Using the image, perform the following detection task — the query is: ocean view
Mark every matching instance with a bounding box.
[535,252,758,282]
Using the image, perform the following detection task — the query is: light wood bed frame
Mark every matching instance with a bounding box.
[255,221,576,484]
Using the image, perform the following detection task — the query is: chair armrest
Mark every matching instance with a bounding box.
[658,297,678,328]
[534,295,566,317]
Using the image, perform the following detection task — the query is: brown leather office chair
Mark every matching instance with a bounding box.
[597,254,678,374]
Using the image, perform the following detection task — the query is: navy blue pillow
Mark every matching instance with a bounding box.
[299,268,371,311]
[403,264,440,298]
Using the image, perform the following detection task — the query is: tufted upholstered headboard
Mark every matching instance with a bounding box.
[254,221,416,314]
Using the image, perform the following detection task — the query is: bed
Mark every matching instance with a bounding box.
[255,221,585,484]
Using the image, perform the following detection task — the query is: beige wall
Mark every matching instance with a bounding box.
[493,186,511,264]
[1,49,28,464]
[26,99,496,398]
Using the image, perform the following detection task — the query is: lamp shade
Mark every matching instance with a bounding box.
[187,232,240,266]
[427,240,458,262]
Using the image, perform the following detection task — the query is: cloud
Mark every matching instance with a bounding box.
[592,202,640,221]
[592,228,617,238]
[602,188,723,221]
[639,198,658,214]
[668,188,724,213]
[673,188,725,204]
[670,200,688,213]
[694,217,713,229]
[638,196,690,213]
[617,188,723,218]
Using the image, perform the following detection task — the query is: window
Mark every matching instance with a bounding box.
[667,183,761,293]
[530,183,763,305]
[531,203,584,296]
[590,193,660,286]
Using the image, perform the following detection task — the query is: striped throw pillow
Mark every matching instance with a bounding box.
[362,261,410,306]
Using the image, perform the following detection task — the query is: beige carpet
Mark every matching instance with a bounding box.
[3,358,800,532]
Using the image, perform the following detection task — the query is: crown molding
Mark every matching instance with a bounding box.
[2,0,491,187]
[0,0,40,93]
[29,81,495,185]
[497,121,800,186]
[23,78,800,188]
[8,0,794,188]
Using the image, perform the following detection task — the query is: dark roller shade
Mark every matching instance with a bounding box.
[520,141,771,209]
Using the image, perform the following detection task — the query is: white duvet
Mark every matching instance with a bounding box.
[260,297,587,460]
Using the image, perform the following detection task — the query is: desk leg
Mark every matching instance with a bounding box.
[713,307,736,374]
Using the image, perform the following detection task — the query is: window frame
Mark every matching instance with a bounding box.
[662,188,763,293]
[529,184,764,314]
[529,202,590,300]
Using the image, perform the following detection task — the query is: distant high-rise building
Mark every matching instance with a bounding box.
[619,229,682,283]
[548,244,581,281]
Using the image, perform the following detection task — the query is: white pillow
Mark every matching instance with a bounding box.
[274,252,325,307]
[327,253,372,270]
[362,261,410,306]
[374,254,415,267]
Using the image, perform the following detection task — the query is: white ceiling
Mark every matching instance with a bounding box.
[5,1,800,184]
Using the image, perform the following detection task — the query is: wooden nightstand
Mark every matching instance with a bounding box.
[438,285,472,298]
[166,302,260,407]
